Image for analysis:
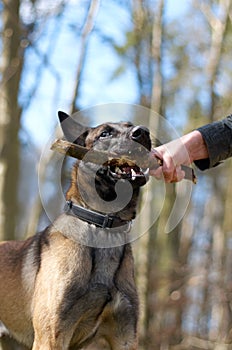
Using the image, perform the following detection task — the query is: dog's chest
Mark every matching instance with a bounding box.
[90,247,124,286]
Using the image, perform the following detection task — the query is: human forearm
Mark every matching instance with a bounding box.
[150,115,232,182]
[180,130,208,163]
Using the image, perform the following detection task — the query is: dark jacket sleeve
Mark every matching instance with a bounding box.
[194,115,232,170]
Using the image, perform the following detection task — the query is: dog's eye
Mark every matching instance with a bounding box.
[99,129,112,138]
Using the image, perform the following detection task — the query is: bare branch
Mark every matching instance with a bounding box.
[51,138,143,165]
[22,31,61,110]
[193,0,232,32]
[193,0,232,120]
[150,0,164,115]
[193,0,220,29]
[206,0,232,120]
[70,0,100,114]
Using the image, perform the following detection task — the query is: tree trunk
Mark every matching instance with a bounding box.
[0,0,23,241]
[138,2,174,349]
[0,1,25,349]
[187,0,232,345]
[195,0,232,121]
[204,0,232,342]
[70,0,100,114]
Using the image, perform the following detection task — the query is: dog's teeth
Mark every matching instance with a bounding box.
[131,169,137,180]
[115,167,122,174]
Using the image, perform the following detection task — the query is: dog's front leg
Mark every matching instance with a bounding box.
[30,231,94,350]
[32,314,76,350]
[106,315,138,350]
[32,331,73,350]
[109,337,138,350]
[32,315,74,350]
[33,327,77,350]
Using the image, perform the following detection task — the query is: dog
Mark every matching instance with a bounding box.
[0,111,151,350]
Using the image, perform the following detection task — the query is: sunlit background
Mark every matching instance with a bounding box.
[1,0,232,349]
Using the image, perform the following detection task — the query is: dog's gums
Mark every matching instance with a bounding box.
[104,159,148,183]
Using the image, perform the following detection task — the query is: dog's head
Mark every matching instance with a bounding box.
[59,111,151,221]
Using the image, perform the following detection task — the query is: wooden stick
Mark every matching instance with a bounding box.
[51,138,197,184]
[51,139,119,164]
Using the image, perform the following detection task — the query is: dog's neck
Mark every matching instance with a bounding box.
[65,163,140,225]
[64,200,130,229]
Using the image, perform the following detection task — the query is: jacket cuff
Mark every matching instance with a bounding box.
[194,117,232,170]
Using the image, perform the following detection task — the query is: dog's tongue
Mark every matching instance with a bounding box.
[122,165,132,174]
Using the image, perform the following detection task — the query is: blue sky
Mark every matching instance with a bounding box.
[20,0,190,148]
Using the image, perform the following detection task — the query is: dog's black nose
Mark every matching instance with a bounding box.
[131,125,150,141]
[130,125,151,150]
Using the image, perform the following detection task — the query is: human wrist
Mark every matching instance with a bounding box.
[180,130,209,163]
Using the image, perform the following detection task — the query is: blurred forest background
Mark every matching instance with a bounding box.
[1,0,232,349]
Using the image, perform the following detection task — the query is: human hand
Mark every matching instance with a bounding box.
[149,131,208,183]
[149,140,189,183]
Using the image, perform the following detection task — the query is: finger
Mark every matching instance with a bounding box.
[149,149,163,169]
[149,166,163,180]
[170,167,185,183]
[161,156,176,183]
[150,147,163,159]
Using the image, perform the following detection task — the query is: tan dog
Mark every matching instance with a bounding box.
[0,112,151,350]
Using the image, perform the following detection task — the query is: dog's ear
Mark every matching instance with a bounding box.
[58,111,89,146]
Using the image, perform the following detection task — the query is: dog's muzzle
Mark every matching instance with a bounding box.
[102,126,151,186]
